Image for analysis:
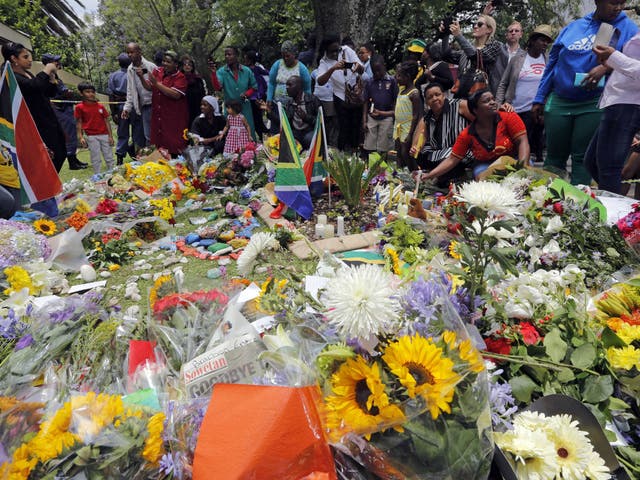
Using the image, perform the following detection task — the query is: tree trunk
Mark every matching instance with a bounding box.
[311,0,390,53]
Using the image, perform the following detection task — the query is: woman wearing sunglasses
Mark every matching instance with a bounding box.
[441,15,507,99]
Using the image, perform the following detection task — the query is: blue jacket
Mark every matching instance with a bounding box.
[266,60,312,102]
[534,11,638,103]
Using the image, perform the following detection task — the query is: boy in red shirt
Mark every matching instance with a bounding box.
[75,82,114,174]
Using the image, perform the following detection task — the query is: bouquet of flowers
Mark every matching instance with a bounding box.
[0,220,51,269]
[0,392,165,479]
[313,266,492,479]
[0,397,44,465]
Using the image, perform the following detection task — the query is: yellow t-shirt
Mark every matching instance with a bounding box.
[0,156,19,189]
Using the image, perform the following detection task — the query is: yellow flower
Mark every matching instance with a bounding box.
[33,219,57,236]
[616,323,640,345]
[75,199,92,214]
[149,198,175,221]
[108,264,121,271]
[535,211,543,221]
[149,274,175,307]
[457,339,485,373]
[383,334,461,420]
[384,246,402,275]
[442,330,457,350]
[142,412,166,465]
[325,356,405,441]
[448,241,462,260]
[3,266,36,295]
[607,346,640,370]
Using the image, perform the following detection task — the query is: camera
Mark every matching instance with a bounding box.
[437,16,453,38]
[343,62,354,69]
[141,68,148,74]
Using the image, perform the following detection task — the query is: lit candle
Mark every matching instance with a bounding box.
[315,224,325,239]
[324,224,335,238]
[336,216,345,236]
[317,214,327,225]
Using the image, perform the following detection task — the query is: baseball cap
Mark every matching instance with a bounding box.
[41,53,62,65]
[407,39,427,53]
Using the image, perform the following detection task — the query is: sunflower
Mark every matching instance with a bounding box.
[383,334,461,420]
[325,356,405,441]
[448,240,462,260]
[33,219,57,236]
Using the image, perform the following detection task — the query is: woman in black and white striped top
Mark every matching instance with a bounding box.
[410,83,474,187]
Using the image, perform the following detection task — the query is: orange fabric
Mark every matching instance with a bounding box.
[193,384,336,480]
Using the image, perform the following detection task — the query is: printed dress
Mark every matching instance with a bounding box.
[393,87,418,142]
[223,114,251,154]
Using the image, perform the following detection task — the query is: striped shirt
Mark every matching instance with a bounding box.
[421,99,469,163]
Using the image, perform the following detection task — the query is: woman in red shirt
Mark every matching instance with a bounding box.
[148,50,189,155]
[421,88,529,182]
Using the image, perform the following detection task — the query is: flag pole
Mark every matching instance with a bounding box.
[320,107,332,208]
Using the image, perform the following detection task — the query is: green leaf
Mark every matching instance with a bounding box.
[582,375,614,403]
[608,397,630,411]
[556,367,575,383]
[570,343,596,369]
[543,328,567,363]
[601,327,627,348]
[509,375,539,403]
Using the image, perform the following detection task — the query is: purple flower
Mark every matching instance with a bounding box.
[159,453,175,475]
[488,369,518,428]
[267,169,276,183]
[14,334,33,351]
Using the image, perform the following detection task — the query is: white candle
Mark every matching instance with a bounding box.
[336,216,345,236]
[315,224,325,239]
[317,214,327,225]
[324,224,335,238]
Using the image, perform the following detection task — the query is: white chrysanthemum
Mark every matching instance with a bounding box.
[546,414,595,480]
[495,429,557,480]
[455,181,523,215]
[530,185,549,208]
[236,232,277,275]
[545,215,564,234]
[322,264,401,340]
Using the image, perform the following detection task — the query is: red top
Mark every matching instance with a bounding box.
[74,101,109,135]
[451,111,526,163]
[150,67,189,154]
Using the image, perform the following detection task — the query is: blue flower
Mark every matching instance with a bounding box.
[15,334,34,351]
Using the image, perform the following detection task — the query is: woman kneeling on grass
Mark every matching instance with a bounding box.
[419,88,530,183]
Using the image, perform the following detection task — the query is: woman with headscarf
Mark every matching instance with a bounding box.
[181,54,207,127]
[190,95,225,155]
[441,15,507,98]
[532,0,638,185]
[148,50,189,155]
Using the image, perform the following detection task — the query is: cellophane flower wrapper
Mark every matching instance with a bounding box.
[0,391,166,480]
[0,292,114,396]
[319,272,493,480]
[0,397,44,466]
[588,278,640,447]
[147,281,230,378]
[159,396,210,479]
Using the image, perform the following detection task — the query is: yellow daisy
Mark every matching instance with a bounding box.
[142,412,166,465]
[383,334,461,420]
[325,356,405,441]
[33,219,57,236]
[457,339,485,373]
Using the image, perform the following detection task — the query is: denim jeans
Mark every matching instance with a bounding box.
[585,103,640,194]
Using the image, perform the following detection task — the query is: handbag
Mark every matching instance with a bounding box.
[344,74,365,109]
[451,52,488,96]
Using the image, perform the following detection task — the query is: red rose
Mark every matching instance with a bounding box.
[519,321,542,345]
[552,202,564,215]
[447,222,462,234]
[484,337,512,355]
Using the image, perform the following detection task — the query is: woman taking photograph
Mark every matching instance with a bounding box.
[180,54,207,127]
[441,14,507,98]
[531,0,638,185]
[419,88,529,182]
[496,25,554,163]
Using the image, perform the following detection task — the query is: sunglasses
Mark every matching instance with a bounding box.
[474,22,485,28]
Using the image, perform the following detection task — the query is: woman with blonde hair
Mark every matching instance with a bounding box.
[441,14,507,98]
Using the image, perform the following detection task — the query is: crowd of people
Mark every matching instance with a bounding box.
[2,0,640,220]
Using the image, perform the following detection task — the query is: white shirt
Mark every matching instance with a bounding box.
[311,69,333,102]
[317,45,362,101]
[512,54,546,112]
[124,57,156,114]
[600,33,640,109]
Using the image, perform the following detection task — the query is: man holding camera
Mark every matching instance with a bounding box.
[122,42,155,148]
